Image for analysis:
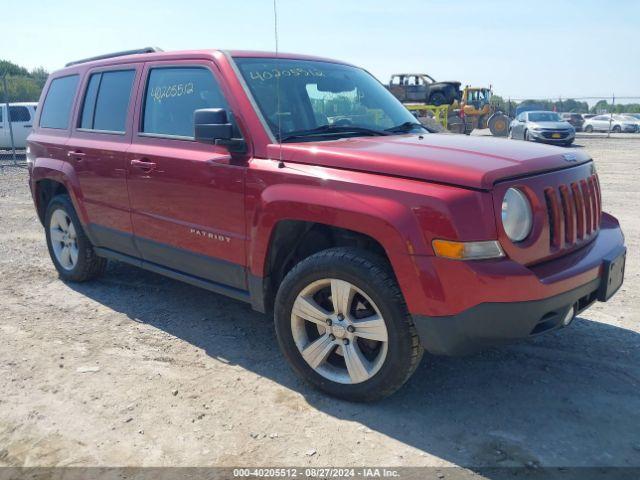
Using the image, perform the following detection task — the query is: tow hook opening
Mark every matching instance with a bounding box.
[529,305,576,336]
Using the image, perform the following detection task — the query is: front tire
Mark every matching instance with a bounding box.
[584,125,593,133]
[45,194,106,282]
[274,248,422,402]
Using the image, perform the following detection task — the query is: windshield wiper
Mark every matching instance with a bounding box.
[384,121,429,133]
[280,124,389,142]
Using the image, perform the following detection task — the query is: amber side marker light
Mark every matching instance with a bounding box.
[432,239,505,260]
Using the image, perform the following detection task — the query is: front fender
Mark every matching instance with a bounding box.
[249,182,418,276]
[246,160,497,315]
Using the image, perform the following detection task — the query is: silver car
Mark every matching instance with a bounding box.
[509,111,575,146]
[583,114,638,133]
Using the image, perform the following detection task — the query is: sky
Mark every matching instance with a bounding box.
[2,0,639,101]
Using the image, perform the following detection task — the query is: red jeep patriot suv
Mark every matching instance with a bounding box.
[28,48,626,401]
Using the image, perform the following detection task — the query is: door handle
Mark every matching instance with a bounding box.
[130,158,157,172]
[67,150,86,158]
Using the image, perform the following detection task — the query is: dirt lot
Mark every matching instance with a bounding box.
[0,137,639,470]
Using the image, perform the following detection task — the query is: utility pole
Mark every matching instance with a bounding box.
[2,75,17,164]
[607,93,615,138]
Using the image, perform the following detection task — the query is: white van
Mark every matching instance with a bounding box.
[0,102,38,149]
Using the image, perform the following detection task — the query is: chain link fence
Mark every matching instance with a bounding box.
[1,74,29,169]
[495,95,640,137]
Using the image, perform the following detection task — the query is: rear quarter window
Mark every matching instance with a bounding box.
[141,67,228,138]
[39,75,79,129]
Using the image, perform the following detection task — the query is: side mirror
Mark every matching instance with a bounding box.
[194,108,246,154]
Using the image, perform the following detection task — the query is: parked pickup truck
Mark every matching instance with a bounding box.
[387,73,461,106]
[1,102,37,149]
[28,48,626,401]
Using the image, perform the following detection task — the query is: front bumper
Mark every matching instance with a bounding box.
[408,215,625,355]
[529,130,575,143]
[414,276,600,355]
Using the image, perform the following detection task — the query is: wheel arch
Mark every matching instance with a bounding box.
[255,220,392,313]
[32,160,87,226]
[247,186,424,313]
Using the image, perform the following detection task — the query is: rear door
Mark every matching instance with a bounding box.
[66,65,141,256]
[126,60,247,290]
[593,115,609,131]
[406,75,426,102]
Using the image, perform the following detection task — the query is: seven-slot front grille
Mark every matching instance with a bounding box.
[544,174,601,249]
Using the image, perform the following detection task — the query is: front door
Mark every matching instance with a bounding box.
[512,113,526,138]
[66,66,141,256]
[126,61,247,290]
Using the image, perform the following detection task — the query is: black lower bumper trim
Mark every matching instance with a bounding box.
[413,278,601,356]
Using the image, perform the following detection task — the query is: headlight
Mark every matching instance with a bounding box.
[502,188,533,242]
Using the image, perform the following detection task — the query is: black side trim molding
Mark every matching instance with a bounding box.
[94,247,251,304]
[86,223,246,290]
[86,224,139,257]
[135,235,246,290]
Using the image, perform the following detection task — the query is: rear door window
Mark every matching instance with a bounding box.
[39,75,79,129]
[141,67,229,138]
[9,106,31,122]
[79,70,136,132]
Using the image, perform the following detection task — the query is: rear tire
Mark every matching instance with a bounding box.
[274,247,423,402]
[429,92,447,106]
[45,194,106,282]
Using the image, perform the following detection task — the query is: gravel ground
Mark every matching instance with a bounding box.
[0,137,639,470]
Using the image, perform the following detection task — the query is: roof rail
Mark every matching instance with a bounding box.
[65,47,164,67]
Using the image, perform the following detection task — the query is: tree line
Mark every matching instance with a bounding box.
[491,95,640,115]
[2,57,639,115]
[0,59,48,102]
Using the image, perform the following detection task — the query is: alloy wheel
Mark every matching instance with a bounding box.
[49,209,79,270]
[290,278,389,384]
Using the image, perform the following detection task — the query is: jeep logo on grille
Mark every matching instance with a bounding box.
[563,153,578,162]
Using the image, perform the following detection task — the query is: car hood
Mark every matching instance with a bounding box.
[529,121,573,129]
[275,134,592,190]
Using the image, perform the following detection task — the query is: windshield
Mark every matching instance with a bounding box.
[234,57,424,141]
[528,112,561,122]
